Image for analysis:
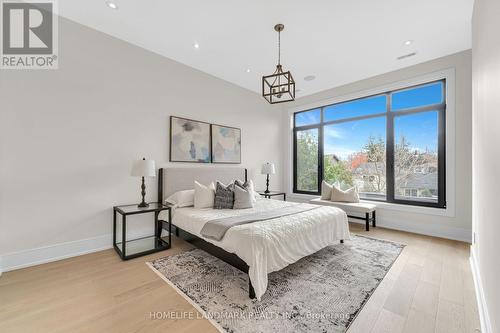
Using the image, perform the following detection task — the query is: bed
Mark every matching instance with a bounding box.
[157,167,350,300]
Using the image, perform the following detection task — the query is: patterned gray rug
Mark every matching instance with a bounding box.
[147,235,404,333]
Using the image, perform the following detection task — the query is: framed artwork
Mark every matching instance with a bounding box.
[170,116,211,163]
[211,124,241,164]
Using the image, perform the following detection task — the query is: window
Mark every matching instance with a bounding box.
[293,80,446,208]
[323,116,387,199]
[295,128,319,192]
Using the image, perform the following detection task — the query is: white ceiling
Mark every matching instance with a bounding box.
[59,0,474,98]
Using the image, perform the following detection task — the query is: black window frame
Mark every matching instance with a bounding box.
[293,79,446,209]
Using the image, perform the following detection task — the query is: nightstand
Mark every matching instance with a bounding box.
[113,203,171,260]
[257,191,286,201]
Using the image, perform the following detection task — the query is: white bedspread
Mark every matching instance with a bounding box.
[159,198,350,300]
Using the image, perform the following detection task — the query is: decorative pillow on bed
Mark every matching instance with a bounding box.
[165,189,194,207]
[235,179,257,203]
[194,181,216,209]
[330,185,360,203]
[214,181,235,209]
[233,183,254,209]
[321,180,333,200]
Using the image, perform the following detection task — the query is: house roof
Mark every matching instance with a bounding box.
[399,172,438,190]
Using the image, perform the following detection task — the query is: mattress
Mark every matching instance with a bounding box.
[159,198,350,300]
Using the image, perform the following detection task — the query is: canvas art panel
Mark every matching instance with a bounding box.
[170,117,211,163]
[211,124,241,163]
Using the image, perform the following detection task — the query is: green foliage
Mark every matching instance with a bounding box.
[420,188,432,197]
[296,130,318,191]
[324,157,353,188]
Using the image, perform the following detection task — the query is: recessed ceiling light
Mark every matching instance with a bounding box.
[404,40,413,46]
[105,1,118,9]
[193,43,200,49]
[304,75,316,81]
[246,68,251,73]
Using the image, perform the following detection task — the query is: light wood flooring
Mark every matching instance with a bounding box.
[0,223,481,333]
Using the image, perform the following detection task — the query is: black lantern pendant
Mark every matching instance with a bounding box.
[262,24,295,104]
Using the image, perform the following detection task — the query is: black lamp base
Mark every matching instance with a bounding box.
[264,174,271,194]
[138,176,149,208]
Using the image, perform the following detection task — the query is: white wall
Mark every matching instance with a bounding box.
[0,18,283,272]
[283,51,472,242]
[471,0,500,331]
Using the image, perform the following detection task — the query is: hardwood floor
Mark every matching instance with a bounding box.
[0,224,481,333]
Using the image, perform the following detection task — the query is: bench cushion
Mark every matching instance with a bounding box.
[310,198,376,215]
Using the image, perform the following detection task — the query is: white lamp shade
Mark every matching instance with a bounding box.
[131,159,156,177]
[261,162,276,175]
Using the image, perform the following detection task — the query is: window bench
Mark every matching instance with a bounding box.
[309,198,376,231]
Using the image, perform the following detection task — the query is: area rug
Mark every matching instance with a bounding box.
[147,235,404,333]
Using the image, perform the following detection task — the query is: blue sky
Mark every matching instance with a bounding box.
[296,82,442,159]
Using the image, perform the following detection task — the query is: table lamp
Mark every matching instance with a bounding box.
[261,162,275,194]
[131,158,156,208]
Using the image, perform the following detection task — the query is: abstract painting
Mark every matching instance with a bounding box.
[211,124,241,164]
[170,116,211,163]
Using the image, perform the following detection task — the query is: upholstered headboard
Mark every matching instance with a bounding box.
[158,167,247,203]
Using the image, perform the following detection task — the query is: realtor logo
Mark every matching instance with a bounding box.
[1,0,58,69]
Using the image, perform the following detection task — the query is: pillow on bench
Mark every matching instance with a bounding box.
[331,185,360,203]
[320,181,333,200]
[321,180,360,203]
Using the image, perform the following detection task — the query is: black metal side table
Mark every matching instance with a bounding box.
[113,203,171,260]
[257,191,286,201]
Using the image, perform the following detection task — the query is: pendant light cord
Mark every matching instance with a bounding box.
[277,30,281,66]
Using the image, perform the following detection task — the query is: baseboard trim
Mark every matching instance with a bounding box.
[0,234,113,273]
[0,220,470,275]
[289,195,470,242]
[470,246,492,333]
[348,218,471,243]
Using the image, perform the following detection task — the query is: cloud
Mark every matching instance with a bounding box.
[324,127,343,139]
[324,144,357,160]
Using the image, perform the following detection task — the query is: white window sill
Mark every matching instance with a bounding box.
[287,192,455,217]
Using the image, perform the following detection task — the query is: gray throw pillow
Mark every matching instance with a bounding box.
[214,181,234,209]
[233,184,254,209]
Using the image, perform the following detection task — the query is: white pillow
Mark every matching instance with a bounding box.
[235,179,258,203]
[165,189,194,208]
[194,181,216,209]
[246,179,259,203]
[321,180,333,200]
[233,185,254,209]
[330,185,360,203]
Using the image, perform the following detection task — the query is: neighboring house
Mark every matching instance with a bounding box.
[352,161,438,200]
[412,163,437,174]
[398,172,438,198]
[352,162,386,193]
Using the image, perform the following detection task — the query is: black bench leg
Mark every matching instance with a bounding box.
[365,212,370,231]
[340,239,344,244]
[372,211,376,227]
[249,278,256,299]
[175,226,179,237]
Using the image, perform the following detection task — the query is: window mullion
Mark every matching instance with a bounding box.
[438,106,446,208]
[386,93,395,202]
[318,109,324,193]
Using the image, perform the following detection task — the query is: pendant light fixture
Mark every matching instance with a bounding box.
[262,24,295,104]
